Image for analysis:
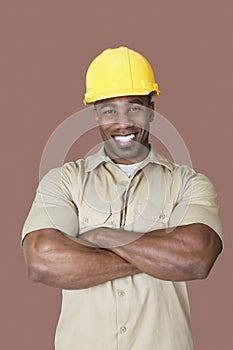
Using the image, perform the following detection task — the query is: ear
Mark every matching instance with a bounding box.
[148,101,155,122]
[93,107,99,123]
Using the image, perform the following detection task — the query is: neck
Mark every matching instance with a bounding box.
[107,148,150,165]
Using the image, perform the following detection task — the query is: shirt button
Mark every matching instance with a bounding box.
[120,326,127,334]
[159,212,165,220]
[117,290,125,297]
[83,217,89,223]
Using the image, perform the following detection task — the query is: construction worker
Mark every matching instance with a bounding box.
[22,47,223,350]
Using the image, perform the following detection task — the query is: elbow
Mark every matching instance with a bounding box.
[192,254,218,280]
[25,246,50,283]
[27,260,48,283]
[27,266,38,282]
[23,234,52,284]
[193,261,211,280]
[189,227,222,280]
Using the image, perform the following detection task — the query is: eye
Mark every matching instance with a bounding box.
[102,108,116,115]
[128,105,142,112]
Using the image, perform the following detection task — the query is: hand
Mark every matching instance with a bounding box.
[81,227,142,249]
[63,233,100,248]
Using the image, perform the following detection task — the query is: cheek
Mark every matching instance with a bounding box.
[139,119,151,132]
[102,125,111,134]
[99,125,111,139]
[135,113,151,127]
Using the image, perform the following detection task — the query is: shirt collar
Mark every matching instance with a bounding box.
[84,145,174,172]
[146,146,174,171]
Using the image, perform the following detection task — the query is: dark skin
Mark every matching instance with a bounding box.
[23,228,140,290]
[94,95,154,164]
[23,95,222,290]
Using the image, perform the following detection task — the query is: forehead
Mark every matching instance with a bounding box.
[95,95,149,106]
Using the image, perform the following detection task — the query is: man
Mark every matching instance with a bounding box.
[22,46,223,350]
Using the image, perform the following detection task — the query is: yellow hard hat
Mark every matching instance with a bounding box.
[84,46,160,104]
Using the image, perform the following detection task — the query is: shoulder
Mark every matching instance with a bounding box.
[150,147,218,198]
[43,157,89,181]
[173,163,217,196]
[37,160,85,200]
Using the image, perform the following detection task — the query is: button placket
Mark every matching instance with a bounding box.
[114,281,128,340]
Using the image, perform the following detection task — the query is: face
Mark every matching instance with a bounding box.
[94,95,154,164]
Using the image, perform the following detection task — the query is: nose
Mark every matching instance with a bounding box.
[114,109,133,127]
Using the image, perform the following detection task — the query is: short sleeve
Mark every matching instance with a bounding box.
[22,165,79,243]
[169,166,223,242]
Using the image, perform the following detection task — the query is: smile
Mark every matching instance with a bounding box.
[113,134,136,143]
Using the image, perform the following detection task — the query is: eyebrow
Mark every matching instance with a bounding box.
[96,99,145,111]
[127,99,145,105]
[97,102,117,111]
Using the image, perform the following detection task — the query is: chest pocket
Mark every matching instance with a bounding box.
[77,176,113,234]
[125,198,172,232]
[78,201,112,233]
[124,165,175,233]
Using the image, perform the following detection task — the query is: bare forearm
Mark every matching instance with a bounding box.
[23,229,139,290]
[82,224,222,281]
[111,227,202,281]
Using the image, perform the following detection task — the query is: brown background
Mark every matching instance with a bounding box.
[1,0,232,349]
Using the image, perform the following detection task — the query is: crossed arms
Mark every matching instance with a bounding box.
[23,223,222,290]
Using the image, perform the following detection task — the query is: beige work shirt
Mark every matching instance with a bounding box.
[22,146,223,350]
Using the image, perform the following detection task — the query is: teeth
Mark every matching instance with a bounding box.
[114,134,135,143]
